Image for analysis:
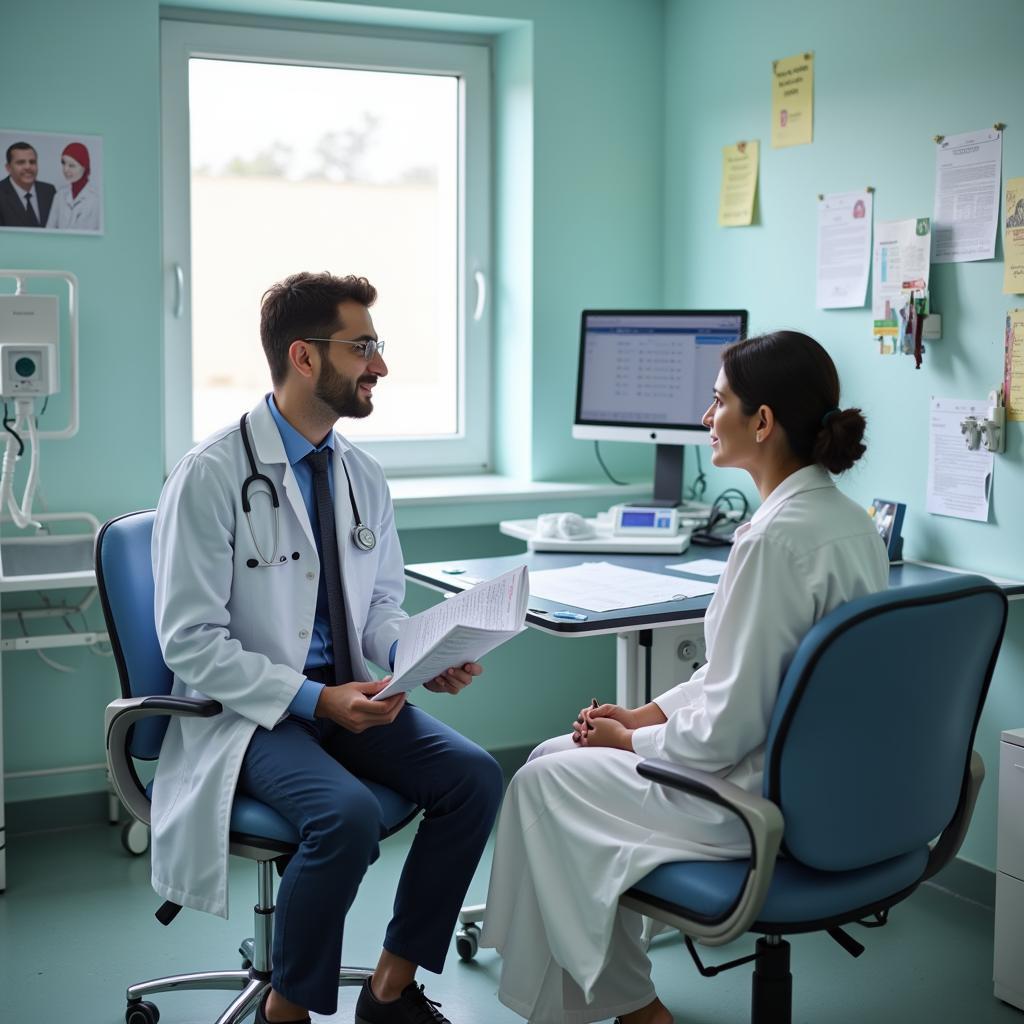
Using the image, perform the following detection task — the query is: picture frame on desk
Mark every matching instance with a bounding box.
[869,499,905,562]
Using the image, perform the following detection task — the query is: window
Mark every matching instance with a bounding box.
[161,19,491,473]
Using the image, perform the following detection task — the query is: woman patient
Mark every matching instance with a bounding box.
[482,331,890,1024]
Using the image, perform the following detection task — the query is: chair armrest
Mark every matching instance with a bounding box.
[620,758,784,947]
[104,696,222,826]
[923,749,985,881]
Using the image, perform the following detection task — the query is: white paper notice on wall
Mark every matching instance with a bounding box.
[932,129,1002,264]
[816,190,873,308]
[926,397,993,522]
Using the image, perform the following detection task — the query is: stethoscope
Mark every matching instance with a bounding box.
[239,413,377,569]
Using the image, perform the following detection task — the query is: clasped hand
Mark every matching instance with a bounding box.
[571,702,636,751]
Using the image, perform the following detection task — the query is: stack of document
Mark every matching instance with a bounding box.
[528,561,717,613]
[374,565,529,700]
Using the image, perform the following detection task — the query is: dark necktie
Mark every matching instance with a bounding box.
[23,193,39,227]
[305,448,353,686]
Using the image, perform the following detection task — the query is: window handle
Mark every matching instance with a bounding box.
[472,269,487,322]
[172,262,185,319]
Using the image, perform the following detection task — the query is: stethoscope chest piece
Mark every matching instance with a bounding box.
[353,523,377,552]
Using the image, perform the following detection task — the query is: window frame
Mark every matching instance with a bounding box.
[160,18,492,475]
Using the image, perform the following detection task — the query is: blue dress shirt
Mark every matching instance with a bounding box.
[267,396,396,720]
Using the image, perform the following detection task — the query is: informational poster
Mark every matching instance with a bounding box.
[717,141,759,227]
[816,190,872,309]
[1005,310,1024,422]
[927,397,993,523]
[873,217,931,336]
[1004,177,1024,293]
[932,128,1002,264]
[771,53,814,149]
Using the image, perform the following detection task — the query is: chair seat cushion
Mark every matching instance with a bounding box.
[145,780,417,850]
[628,846,929,927]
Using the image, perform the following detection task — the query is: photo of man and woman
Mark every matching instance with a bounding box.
[0,129,103,234]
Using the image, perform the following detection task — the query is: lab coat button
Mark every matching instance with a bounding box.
[298,628,309,640]
[306,571,315,581]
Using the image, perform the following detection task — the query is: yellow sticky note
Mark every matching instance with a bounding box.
[1005,310,1024,421]
[1004,177,1024,294]
[771,53,814,148]
[718,141,759,227]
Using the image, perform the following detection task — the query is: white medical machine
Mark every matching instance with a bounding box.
[572,308,748,507]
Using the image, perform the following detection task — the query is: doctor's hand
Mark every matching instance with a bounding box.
[424,661,483,695]
[315,680,406,733]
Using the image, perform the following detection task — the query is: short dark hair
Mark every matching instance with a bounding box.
[5,142,36,165]
[259,271,377,386]
[721,330,867,474]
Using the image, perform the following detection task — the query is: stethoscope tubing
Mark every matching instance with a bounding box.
[239,413,377,568]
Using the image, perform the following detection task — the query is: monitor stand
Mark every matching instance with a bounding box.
[647,443,684,508]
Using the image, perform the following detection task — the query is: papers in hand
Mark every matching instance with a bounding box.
[373,565,528,700]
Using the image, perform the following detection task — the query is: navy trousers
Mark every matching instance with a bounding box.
[237,703,504,1014]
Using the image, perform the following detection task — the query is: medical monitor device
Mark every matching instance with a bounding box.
[573,309,748,506]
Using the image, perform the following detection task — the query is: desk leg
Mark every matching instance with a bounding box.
[617,625,707,709]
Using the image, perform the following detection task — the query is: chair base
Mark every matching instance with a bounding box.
[751,937,791,1024]
[126,959,374,1024]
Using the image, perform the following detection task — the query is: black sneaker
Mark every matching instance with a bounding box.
[354,979,452,1024]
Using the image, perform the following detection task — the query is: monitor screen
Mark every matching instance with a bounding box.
[574,310,747,431]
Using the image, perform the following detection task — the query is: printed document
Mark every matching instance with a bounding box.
[528,562,717,613]
[816,191,873,309]
[771,53,813,148]
[873,218,931,335]
[1004,177,1024,294]
[373,566,528,700]
[718,142,759,227]
[932,129,1002,264]
[926,398,993,522]
[665,558,728,577]
[1006,310,1024,422]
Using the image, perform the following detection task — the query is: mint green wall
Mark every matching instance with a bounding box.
[0,0,661,803]
[662,0,1024,870]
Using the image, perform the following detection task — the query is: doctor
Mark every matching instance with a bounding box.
[152,271,503,1024]
[481,331,890,1024]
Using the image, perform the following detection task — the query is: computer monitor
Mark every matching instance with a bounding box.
[573,309,748,506]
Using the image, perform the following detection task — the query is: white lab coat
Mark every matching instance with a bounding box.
[482,465,890,1024]
[45,181,100,231]
[149,397,407,918]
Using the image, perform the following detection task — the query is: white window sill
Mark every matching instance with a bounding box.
[390,474,650,530]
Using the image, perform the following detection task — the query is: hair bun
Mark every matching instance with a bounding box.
[814,407,867,473]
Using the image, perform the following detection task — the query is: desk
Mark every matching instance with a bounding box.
[406,550,1024,710]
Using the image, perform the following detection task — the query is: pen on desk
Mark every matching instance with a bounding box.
[552,610,589,621]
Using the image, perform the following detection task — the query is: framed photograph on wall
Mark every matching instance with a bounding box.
[0,128,103,235]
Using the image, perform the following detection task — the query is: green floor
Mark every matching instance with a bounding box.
[1,818,1020,1024]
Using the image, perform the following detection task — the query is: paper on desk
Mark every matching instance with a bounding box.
[665,558,728,577]
[528,562,717,613]
[926,397,993,523]
[373,565,528,700]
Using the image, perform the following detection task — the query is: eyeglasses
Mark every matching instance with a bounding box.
[304,337,385,361]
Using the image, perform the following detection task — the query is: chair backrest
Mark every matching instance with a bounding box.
[764,574,1007,872]
[96,510,174,759]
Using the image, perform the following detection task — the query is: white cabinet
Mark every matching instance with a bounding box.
[995,728,1024,1010]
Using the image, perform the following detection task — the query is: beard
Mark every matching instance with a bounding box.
[314,357,376,420]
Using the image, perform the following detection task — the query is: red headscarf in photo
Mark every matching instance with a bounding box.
[61,142,91,199]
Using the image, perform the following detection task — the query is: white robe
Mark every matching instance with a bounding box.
[482,465,890,1023]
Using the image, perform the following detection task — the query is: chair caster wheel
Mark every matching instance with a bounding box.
[456,923,480,961]
[126,999,160,1024]
[121,820,150,856]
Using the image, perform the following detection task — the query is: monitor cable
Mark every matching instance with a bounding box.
[593,441,631,486]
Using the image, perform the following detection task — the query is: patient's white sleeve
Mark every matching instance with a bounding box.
[631,533,812,772]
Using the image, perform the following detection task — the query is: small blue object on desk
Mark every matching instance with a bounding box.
[442,567,466,575]
[552,610,589,621]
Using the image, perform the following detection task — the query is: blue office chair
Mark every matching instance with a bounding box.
[98,510,419,1024]
[621,574,1008,1024]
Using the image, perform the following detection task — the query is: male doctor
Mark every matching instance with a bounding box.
[152,271,504,1024]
